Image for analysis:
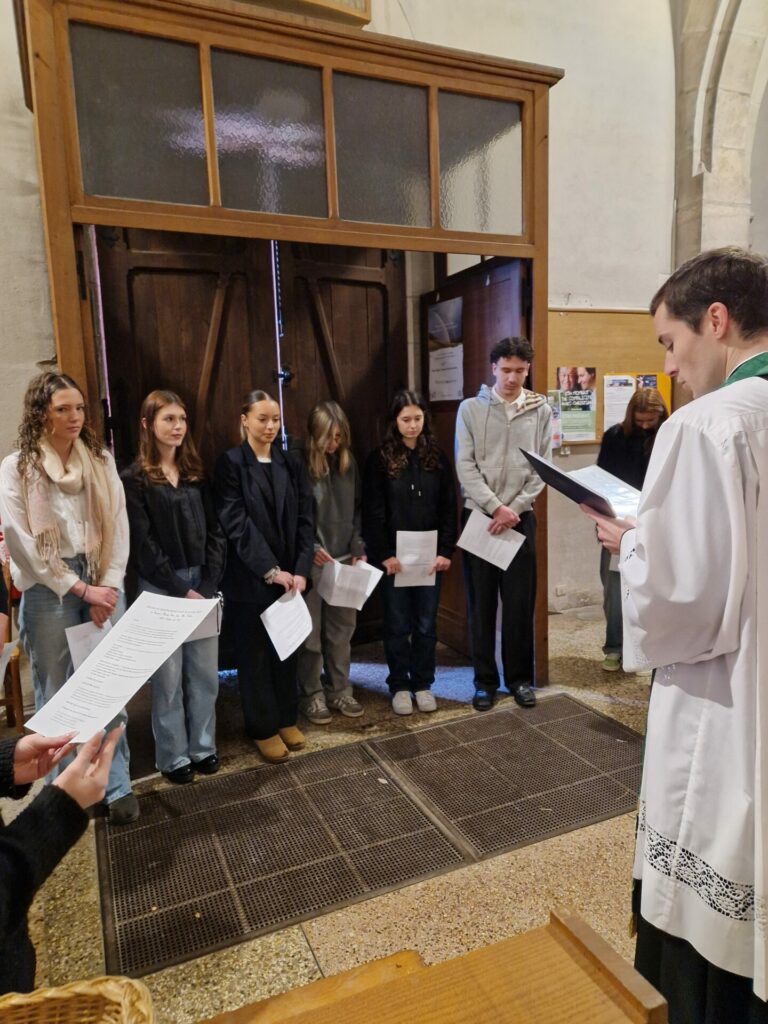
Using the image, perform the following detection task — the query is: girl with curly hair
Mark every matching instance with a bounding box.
[121,390,226,784]
[0,372,137,824]
[362,390,456,715]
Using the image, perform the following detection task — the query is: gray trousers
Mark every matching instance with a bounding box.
[297,565,357,704]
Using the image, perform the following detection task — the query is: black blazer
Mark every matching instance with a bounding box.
[214,441,315,606]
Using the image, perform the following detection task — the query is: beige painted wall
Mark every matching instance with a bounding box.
[0,3,54,457]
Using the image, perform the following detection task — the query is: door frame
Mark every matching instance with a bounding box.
[21,0,561,679]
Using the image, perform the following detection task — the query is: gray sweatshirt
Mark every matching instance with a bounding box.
[455,384,553,515]
[311,453,366,559]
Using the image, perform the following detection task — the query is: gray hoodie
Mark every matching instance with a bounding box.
[455,384,553,515]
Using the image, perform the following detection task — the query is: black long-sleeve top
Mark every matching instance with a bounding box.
[121,466,226,599]
[597,425,658,491]
[0,738,88,994]
[362,446,457,567]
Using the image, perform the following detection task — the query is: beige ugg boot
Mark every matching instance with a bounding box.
[255,734,290,763]
[278,726,306,751]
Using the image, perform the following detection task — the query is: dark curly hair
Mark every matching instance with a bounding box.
[16,372,105,477]
[380,389,442,477]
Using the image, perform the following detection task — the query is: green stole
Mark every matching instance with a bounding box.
[722,351,768,386]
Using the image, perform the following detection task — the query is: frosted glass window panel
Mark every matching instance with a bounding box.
[439,92,523,235]
[69,23,208,205]
[212,51,327,217]
[333,74,430,226]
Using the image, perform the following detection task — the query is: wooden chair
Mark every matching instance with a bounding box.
[1,558,25,733]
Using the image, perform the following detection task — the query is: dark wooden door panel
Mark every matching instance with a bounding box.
[420,259,529,658]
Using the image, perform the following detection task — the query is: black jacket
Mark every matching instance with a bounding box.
[214,441,315,606]
[121,466,226,599]
[362,446,457,566]
[0,738,87,994]
[597,425,658,491]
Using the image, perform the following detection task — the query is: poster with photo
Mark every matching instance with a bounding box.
[560,388,597,441]
[427,297,464,401]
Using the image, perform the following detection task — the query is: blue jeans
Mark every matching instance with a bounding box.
[18,555,133,804]
[381,574,442,693]
[600,547,623,655]
[139,569,219,773]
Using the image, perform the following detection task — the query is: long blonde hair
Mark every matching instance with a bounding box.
[306,401,351,480]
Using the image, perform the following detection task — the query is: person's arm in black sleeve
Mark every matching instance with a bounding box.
[121,469,189,596]
[289,452,316,579]
[198,482,227,598]
[214,453,278,577]
[0,738,88,947]
[597,427,624,478]
[362,451,392,563]
[436,452,457,558]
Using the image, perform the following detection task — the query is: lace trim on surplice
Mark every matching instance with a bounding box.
[638,801,755,922]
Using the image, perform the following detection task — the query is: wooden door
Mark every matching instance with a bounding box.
[95,229,407,639]
[420,258,548,680]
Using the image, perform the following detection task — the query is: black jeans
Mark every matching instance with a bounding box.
[462,509,536,691]
[381,573,442,693]
[226,601,298,739]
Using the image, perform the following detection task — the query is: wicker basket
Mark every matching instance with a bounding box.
[0,975,154,1023]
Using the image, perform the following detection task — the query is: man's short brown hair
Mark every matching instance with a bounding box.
[650,247,768,339]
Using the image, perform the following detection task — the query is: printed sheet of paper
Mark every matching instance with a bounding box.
[260,590,312,661]
[185,597,222,644]
[0,639,19,683]
[456,509,525,570]
[317,560,383,610]
[65,620,112,671]
[603,375,636,430]
[394,530,437,588]
[26,592,219,741]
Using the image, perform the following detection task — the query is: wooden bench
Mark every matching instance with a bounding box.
[199,909,666,1023]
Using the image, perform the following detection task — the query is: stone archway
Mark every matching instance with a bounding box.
[671,0,768,262]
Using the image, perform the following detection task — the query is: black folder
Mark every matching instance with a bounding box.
[521,449,617,517]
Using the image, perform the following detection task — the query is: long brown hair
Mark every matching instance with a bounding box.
[306,401,351,480]
[620,387,668,437]
[138,390,203,484]
[16,371,105,477]
[380,389,442,477]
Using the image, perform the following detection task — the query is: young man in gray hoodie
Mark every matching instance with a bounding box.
[455,336,552,710]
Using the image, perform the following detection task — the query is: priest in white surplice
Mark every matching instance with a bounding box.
[584,247,768,1024]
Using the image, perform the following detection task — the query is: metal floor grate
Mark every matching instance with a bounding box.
[96,694,642,975]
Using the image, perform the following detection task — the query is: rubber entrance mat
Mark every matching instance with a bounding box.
[96,694,642,975]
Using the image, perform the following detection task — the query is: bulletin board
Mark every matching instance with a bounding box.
[547,308,669,443]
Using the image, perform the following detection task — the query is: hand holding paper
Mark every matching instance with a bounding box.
[457,509,525,570]
[394,530,438,588]
[260,590,312,661]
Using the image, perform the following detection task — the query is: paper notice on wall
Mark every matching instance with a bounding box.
[427,296,464,401]
[603,375,636,430]
[429,343,464,401]
[547,390,562,450]
[27,593,220,741]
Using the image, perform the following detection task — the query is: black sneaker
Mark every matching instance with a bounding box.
[108,792,140,825]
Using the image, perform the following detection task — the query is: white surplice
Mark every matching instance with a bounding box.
[620,376,768,998]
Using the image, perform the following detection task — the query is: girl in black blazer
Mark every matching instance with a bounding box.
[214,390,314,763]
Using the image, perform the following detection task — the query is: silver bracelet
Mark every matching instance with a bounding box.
[263,566,280,585]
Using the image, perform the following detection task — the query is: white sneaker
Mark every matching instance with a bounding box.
[414,690,437,713]
[391,691,413,715]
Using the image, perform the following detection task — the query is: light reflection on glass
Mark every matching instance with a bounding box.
[439,91,523,235]
[212,50,327,217]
